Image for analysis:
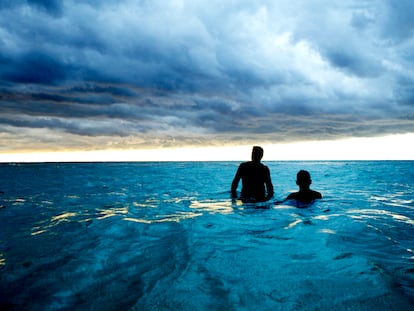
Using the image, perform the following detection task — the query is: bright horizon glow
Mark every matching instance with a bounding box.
[0,134,412,162]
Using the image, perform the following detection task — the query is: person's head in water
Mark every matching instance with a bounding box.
[251,146,264,163]
[283,169,322,203]
[296,170,312,189]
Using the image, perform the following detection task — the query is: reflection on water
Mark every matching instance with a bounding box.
[0,161,413,310]
[190,199,235,214]
[347,208,414,225]
[370,194,414,209]
[284,218,304,229]
[96,206,128,220]
[51,212,78,222]
[124,211,202,224]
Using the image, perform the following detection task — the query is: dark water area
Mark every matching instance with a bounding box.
[0,161,413,310]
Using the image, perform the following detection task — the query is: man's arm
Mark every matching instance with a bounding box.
[231,166,242,198]
[265,167,274,199]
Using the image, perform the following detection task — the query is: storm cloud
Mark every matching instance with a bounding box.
[0,0,413,152]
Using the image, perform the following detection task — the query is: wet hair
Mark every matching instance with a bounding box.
[252,146,264,161]
[296,170,311,186]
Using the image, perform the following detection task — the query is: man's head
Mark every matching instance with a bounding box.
[251,146,264,162]
[296,170,312,187]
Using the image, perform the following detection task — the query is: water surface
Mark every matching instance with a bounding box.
[0,161,413,310]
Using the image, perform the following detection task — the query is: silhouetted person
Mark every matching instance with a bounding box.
[285,170,322,203]
[231,146,274,202]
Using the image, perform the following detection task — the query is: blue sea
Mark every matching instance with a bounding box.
[0,161,413,310]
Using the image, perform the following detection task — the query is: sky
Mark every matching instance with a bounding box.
[0,0,413,161]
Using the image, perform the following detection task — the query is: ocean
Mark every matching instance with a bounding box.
[0,161,413,310]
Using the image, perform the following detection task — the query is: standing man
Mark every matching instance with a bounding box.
[231,146,274,202]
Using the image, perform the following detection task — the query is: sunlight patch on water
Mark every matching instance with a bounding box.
[13,198,26,205]
[407,249,414,260]
[124,211,202,224]
[51,212,78,223]
[96,206,128,219]
[319,228,336,234]
[133,199,159,208]
[369,194,414,209]
[284,219,302,229]
[346,209,414,225]
[31,212,80,235]
[65,195,80,199]
[31,228,47,236]
[164,197,196,204]
[190,200,235,214]
[314,215,330,221]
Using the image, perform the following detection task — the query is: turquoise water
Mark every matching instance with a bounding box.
[0,161,413,310]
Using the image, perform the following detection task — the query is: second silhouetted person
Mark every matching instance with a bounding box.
[285,170,322,203]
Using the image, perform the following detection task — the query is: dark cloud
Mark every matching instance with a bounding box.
[0,0,63,16]
[381,0,414,41]
[324,49,382,78]
[28,0,63,16]
[0,0,413,152]
[3,52,69,84]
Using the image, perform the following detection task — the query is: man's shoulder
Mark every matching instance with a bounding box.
[286,192,299,200]
[286,190,321,202]
[240,161,257,167]
[311,190,322,199]
[239,161,250,168]
[239,161,269,173]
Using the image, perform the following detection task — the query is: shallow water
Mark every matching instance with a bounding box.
[0,161,413,310]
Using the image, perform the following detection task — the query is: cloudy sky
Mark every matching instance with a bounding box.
[0,0,413,160]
